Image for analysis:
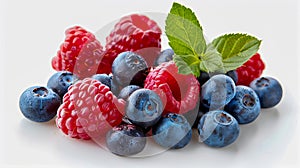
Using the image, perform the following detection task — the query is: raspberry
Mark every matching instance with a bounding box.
[144,61,200,114]
[103,14,162,72]
[56,78,125,140]
[236,53,265,86]
[51,26,105,78]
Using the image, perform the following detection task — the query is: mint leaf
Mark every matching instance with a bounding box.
[173,54,201,76]
[166,2,206,77]
[211,33,261,72]
[200,44,224,73]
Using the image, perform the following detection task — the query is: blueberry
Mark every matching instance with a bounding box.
[112,51,148,88]
[197,71,210,86]
[106,124,146,156]
[250,77,283,108]
[152,113,192,149]
[47,71,78,99]
[111,78,122,96]
[126,89,163,129]
[154,49,174,66]
[92,74,112,89]
[198,70,238,86]
[197,110,240,148]
[225,86,261,124]
[201,74,236,110]
[19,86,61,122]
[225,70,238,84]
[118,85,141,100]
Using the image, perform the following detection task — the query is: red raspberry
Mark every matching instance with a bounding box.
[56,78,125,140]
[144,61,200,114]
[103,14,162,72]
[51,26,105,78]
[236,53,265,86]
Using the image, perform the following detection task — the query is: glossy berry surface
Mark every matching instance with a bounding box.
[250,77,283,108]
[225,70,238,84]
[112,51,148,88]
[236,53,265,86]
[197,71,210,86]
[51,26,105,78]
[19,86,61,122]
[126,89,163,129]
[154,49,174,66]
[145,61,200,114]
[200,74,236,110]
[47,71,78,99]
[92,74,112,89]
[225,86,261,124]
[118,85,141,100]
[106,124,146,156]
[152,113,192,149]
[105,14,161,68]
[56,78,125,139]
[197,110,240,148]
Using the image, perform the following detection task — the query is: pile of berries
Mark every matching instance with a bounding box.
[19,14,283,157]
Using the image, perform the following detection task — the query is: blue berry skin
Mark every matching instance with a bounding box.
[250,77,283,108]
[154,49,174,66]
[19,86,61,122]
[225,86,261,124]
[198,70,238,86]
[126,89,163,129]
[201,74,236,110]
[47,71,78,99]
[112,51,148,88]
[118,85,141,100]
[92,74,112,89]
[225,70,238,84]
[197,110,240,148]
[106,124,146,156]
[197,71,210,86]
[153,113,192,149]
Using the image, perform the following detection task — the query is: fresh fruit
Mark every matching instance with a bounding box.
[19,86,61,122]
[225,70,238,84]
[56,78,125,139]
[126,89,163,129]
[197,71,210,86]
[197,110,240,148]
[144,61,200,114]
[118,85,141,100]
[225,86,261,124]
[154,48,174,66]
[112,51,149,88]
[198,70,238,86]
[47,71,78,99]
[105,14,162,67]
[106,124,146,156]
[51,26,105,78]
[19,1,284,156]
[152,113,192,149]
[236,53,265,86]
[200,74,236,110]
[250,77,283,108]
[92,74,112,89]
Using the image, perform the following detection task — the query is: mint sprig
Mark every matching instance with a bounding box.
[166,2,262,77]
[211,33,262,72]
[165,2,206,77]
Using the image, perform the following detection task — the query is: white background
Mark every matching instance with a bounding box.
[0,0,299,167]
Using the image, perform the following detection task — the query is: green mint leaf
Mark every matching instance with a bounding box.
[211,33,262,72]
[166,2,206,77]
[173,54,200,77]
[200,44,224,73]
